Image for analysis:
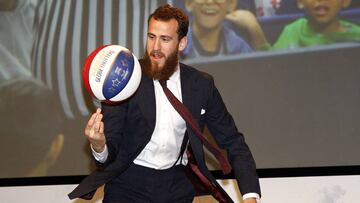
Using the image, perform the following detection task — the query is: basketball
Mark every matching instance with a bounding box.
[83,45,142,103]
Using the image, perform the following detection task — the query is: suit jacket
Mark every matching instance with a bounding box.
[68,62,261,201]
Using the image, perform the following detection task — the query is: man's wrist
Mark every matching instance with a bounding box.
[243,193,260,203]
[91,144,105,153]
[91,144,108,163]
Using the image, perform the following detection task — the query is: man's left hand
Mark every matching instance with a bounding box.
[243,198,257,203]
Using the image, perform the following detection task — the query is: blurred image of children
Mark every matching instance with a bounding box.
[182,0,269,59]
[273,0,360,49]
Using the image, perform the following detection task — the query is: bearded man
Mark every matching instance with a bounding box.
[69,4,260,203]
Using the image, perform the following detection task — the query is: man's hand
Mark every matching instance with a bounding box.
[85,108,106,153]
[243,198,257,203]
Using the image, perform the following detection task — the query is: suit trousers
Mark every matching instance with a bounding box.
[103,163,196,203]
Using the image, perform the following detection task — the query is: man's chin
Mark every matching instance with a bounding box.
[150,63,163,72]
[151,58,164,66]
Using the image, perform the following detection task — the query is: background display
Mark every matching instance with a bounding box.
[1,0,359,179]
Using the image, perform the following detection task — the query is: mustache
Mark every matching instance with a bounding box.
[150,50,165,58]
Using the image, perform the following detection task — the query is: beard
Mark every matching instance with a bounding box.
[142,48,179,81]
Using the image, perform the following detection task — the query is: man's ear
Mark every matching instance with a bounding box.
[342,0,352,8]
[297,0,304,9]
[179,36,187,52]
[227,0,238,13]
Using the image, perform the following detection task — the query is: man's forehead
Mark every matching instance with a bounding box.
[149,18,178,29]
[148,18,178,36]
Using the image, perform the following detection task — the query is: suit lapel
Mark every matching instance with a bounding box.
[180,63,198,115]
[180,65,231,202]
[136,73,156,131]
[180,64,204,153]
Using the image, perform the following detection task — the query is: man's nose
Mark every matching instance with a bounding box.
[153,39,161,51]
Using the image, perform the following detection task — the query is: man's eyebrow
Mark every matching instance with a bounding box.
[160,35,173,39]
[147,33,173,39]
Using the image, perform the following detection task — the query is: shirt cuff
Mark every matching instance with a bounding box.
[243,193,261,203]
[91,144,108,163]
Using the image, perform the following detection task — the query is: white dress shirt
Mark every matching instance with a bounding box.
[133,67,188,169]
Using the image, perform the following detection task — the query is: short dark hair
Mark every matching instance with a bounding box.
[148,4,189,40]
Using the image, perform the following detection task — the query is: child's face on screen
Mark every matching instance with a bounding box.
[298,0,350,26]
[186,0,236,30]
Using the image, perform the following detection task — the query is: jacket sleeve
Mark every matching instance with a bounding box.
[97,101,129,167]
[204,78,261,196]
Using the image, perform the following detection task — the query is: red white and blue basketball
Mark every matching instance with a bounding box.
[83,45,141,103]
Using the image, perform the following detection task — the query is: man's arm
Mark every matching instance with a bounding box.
[203,77,261,197]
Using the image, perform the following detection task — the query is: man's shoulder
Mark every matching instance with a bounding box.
[180,63,214,82]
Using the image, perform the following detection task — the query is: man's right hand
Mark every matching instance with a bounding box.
[85,108,106,153]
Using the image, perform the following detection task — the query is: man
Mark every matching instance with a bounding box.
[69,4,260,203]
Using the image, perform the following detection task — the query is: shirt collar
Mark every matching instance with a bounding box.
[169,64,180,83]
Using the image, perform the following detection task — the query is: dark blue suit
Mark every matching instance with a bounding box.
[69,62,261,202]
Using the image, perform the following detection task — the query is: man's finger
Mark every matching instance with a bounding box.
[95,113,103,123]
[99,122,104,134]
[86,109,102,131]
[94,120,101,133]
[87,113,97,127]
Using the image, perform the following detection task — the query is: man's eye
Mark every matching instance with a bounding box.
[162,37,171,42]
